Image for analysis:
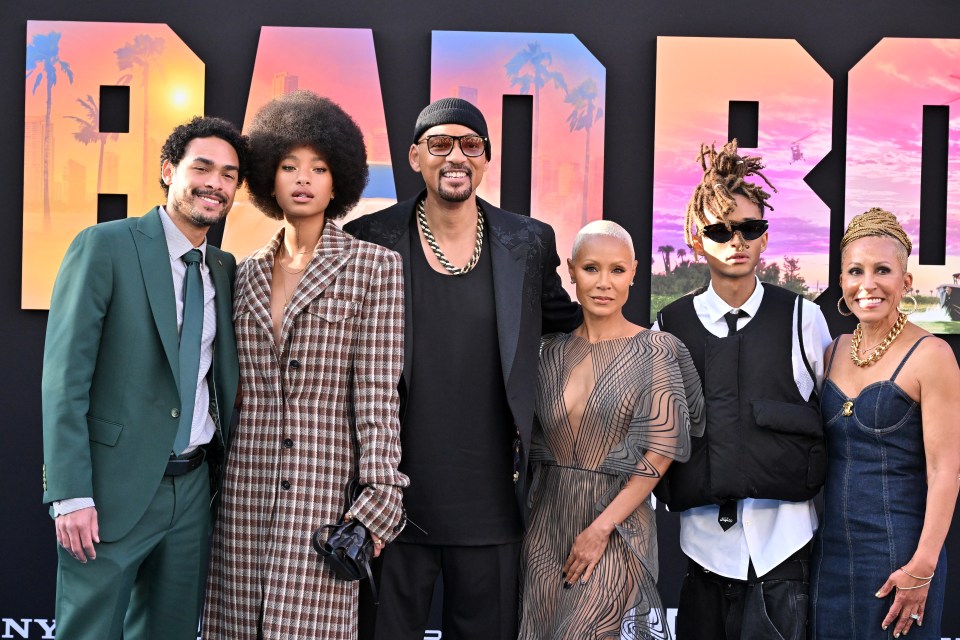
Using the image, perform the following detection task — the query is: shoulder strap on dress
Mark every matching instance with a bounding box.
[824,337,842,379]
[890,335,931,382]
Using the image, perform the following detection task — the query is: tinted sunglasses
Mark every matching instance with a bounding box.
[700,219,768,243]
[417,134,488,157]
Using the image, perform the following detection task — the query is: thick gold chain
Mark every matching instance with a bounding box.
[849,312,907,367]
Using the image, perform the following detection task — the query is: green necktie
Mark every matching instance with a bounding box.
[174,249,203,455]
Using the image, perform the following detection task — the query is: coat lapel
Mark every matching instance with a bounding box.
[133,207,179,385]
[240,230,282,346]
[242,222,353,351]
[284,221,351,322]
[485,204,526,387]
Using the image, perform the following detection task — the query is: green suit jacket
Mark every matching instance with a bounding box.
[42,207,239,541]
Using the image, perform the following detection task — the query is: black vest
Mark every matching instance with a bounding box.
[653,284,826,511]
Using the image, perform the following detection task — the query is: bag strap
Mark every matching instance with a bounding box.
[365,555,379,605]
[795,296,818,401]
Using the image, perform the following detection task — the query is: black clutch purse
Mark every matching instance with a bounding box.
[312,479,379,603]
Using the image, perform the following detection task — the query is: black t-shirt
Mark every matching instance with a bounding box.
[399,220,523,545]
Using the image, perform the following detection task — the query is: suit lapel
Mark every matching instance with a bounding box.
[133,208,179,384]
[387,215,415,385]
[485,204,526,387]
[207,247,234,412]
[206,249,233,344]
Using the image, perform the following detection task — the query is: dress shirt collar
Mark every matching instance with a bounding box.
[698,276,764,323]
[158,206,208,263]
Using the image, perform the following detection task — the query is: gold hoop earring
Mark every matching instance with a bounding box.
[837,297,853,317]
[898,294,918,315]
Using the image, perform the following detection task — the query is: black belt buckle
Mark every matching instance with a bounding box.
[164,446,206,477]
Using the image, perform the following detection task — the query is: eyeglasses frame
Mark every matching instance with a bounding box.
[417,134,489,158]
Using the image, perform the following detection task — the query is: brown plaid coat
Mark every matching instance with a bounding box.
[203,221,408,639]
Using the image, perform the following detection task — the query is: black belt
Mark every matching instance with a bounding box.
[690,544,810,584]
[164,446,206,476]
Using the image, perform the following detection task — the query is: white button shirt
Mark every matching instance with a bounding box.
[653,278,833,578]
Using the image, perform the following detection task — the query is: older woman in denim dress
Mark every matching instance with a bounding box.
[811,208,960,639]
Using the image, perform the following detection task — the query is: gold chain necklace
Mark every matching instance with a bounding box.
[275,249,308,308]
[850,312,907,367]
[416,198,484,275]
[277,254,309,275]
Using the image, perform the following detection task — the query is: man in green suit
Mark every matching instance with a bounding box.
[42,116,247,639]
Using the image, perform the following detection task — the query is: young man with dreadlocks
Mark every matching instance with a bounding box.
[652,140,832,639]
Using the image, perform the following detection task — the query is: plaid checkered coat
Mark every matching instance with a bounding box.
[203,221,408,639]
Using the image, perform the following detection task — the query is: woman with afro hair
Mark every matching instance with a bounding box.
[203,90,409,640]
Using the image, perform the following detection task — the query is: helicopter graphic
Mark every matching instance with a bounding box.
[790,131,817,164]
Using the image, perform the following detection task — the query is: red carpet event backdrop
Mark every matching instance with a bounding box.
[5,0,960,637]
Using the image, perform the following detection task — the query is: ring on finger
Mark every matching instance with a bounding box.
[910,613,921,621]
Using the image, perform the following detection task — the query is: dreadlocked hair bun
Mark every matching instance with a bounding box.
[684,139,777,248]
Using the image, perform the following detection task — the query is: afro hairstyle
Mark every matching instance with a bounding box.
[246,90,369,220]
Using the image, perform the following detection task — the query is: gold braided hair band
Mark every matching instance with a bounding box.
[840,207,912,255]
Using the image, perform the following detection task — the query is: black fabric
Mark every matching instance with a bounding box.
[676,554,810,640]
[372,541,521,640]
[654,284,825,510]
[399,223,522,545]
[343,192,581,525]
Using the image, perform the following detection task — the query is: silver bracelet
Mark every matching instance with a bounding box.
[897,579,932,591]
[899,567,934,581]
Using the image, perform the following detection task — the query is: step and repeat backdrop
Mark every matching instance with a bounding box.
[3,0,960,637]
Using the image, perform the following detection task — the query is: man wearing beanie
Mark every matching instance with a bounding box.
[346,97,580,639]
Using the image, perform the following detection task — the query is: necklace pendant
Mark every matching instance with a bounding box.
[841,400,854,417]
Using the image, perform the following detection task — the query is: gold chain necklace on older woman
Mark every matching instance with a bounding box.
[849,312,907,367]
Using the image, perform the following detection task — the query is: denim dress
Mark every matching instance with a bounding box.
[811,336,946,638]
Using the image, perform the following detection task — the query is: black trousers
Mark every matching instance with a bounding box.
[675,547,810,640]
[360,540,521,640]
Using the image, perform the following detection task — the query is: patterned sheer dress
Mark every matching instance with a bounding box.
[519,330,704,639]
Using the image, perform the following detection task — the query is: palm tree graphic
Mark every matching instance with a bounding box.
[65,95,120,194]
[115,34,165,201]
[505,42,566,210]
[565,78,603,227]
[26,31,74,231]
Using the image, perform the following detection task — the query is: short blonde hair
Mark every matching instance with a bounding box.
[571,220,635,260]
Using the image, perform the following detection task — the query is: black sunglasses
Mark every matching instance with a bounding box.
[700,219,768,243]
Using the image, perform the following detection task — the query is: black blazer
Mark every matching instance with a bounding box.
[344,191,580,514]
